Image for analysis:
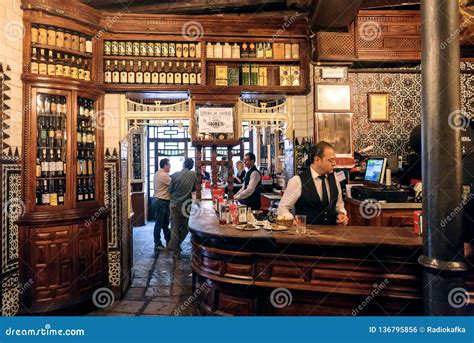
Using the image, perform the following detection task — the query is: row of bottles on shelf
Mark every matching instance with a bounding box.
[215,64,300,87]
[206,42,299,60]
[36,179,65,206]
[104,60,202,85]
[30,48,91,81]
[104,41,201,58]
[77,150,95,176]
[31,24,93,53]
[37,94,66,114]
[36,148,66,178]
[38,115,66,148]
[77,179,95,202]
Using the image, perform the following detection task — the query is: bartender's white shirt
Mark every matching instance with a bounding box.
[234,170,261,200]
[277,167,346,218]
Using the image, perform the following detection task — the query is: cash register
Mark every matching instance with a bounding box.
[351,157,409,202]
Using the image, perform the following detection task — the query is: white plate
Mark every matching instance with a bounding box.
[264,225,289,231]
[236,225,259,231]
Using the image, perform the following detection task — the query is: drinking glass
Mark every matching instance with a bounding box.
[295,215,307,234]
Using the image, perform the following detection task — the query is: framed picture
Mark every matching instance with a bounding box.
[315,83,352,112]
[315,112,353,158]
[368,92,389,122]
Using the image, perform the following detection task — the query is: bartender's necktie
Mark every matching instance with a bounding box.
[319,175,329,207]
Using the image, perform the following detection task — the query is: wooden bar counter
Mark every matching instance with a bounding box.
[189,201,423,316]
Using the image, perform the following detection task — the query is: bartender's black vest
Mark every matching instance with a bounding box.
[294,169,338,225]
[239,165,262,210]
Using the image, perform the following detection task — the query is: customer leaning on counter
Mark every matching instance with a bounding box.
[277,141,349,226]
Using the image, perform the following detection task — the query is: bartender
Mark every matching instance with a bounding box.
[278,141,349,225]
[234,152,262,210]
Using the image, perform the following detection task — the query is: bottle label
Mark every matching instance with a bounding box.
[49,193,58,206]
[31,63,39,74]
[42,193,50,205]
[56,161,63,172]
[47,64,55,75]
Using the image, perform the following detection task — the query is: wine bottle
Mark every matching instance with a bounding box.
[120,60,127,83]
[39,49,47,75]
[70,56,78,79]
[41,149,48,177]
[174,62,181,85]
[63,54,71,78]
[47,50,56,76]
[151,61,159,84]
[31,47,39,74]
[112,60,119,83]
[36,181,42,205]
[128,60,135,84]
[57,180,65,205]
[41,180,49,205]
[104,60,112,83]
[159,62,166,84]
[136,61,143,84]
[144,61,151,84]
[49,179,58,206]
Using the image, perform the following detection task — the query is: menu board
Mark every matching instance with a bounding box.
[198,107,234,133]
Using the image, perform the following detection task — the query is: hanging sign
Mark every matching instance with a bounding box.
[198,107,234,133]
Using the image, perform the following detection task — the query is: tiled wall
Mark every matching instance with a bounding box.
[0,0,23,150]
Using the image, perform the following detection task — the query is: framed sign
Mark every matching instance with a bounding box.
[315,112,353,158]
[368,92,389,122]
[315,83,352,112]
[198,107,234,133]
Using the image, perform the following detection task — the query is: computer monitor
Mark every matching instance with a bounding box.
[364,158,387,184]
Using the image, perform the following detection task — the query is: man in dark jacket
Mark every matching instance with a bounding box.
[234,152,262,210]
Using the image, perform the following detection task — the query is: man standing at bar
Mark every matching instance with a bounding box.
[278,141,349,225]
[234,152,262,210]
[168,158,197,256]
[152,158,171,252]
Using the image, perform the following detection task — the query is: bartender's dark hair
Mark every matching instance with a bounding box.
[309,141,335,164]
[245,152,256,161]
[159,158,170,169]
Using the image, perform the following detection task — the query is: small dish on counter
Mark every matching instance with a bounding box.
[235,224,260,231]
[263,223,289,231]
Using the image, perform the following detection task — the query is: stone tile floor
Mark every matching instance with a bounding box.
[88,221,196,316]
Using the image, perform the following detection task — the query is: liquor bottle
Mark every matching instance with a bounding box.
[136,61,143,84]
[241,42,249,58]
[47,50,55,76]
[133,42,140,56]
[112,60,120,83]
[182,62,189,85]
[169,42,176,57]
[86,37,93,54]
[159,62,167,84]
[77,180,84,201]
[49,180,58,206]
[120,60,127,83]
[206,42,213,58]
[36,153,41,178]
[57,180,65,205]
[36,181,42,205]
[104,41,111,55]
[176,43,182,58]
[183,43,189,58]
[78,58,84,80]
[265,42,273,59]
[84,151,90,175]
[111,40,119,55]
[196,42,201,58]
[83,179,90,201]
[162,42,169,57]
[174,62,181,85]
[44,94,51,113]
[151,61,159,84]
[144,61,151,84]
[38,49,47,75]
[31,47,39,74]
[189,62,196,85]
[214,42,223,58]
[147,42,154,56]
[223,43,231,58]
[59,96,66,115]
[41,149,48,177]
[139,42,147,56]
[84,60,91,81]
[125,41,133,56]
[166,62,174,84]
[63,54,71,78]
[56,148,63,176]
[127,60,135,84]
[70,56,78,79]
[154,42,161,57]
[248,42,256,58]
[197,62,202,84]
[256,43,264,58]
[41,180,50,205]
[78,97,85,116]
[104,60,111,83]
[55,52,64,76]
[118,41,126,56]
[189,43,196,58]
[81,121,87,148]
[49,148,56,177]
[87,151,94,175]
[89,179,95,200]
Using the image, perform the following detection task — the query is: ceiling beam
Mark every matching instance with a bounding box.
[309,0,363,30]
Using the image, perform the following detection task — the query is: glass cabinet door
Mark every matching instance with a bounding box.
[76,96,96,203]
[35,92,67,207]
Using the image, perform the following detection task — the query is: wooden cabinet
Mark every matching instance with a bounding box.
[18,6,108,313]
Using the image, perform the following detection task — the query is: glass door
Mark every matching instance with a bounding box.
[34,89,69,209]
[75,95,97,204]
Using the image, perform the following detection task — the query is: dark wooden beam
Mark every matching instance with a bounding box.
[310,0,363,30]
[360,0,420,9]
